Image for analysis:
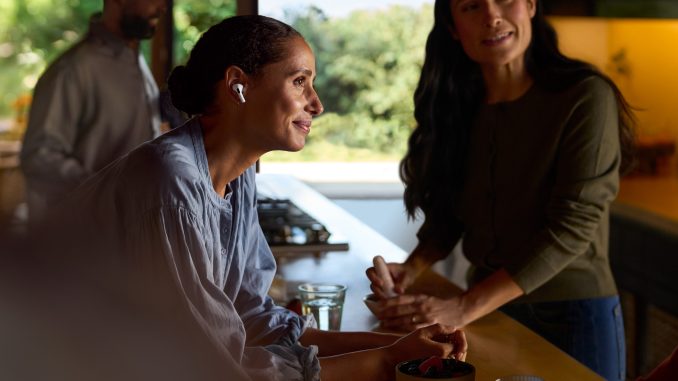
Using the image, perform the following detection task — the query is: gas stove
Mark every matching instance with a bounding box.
[257,196,349,256]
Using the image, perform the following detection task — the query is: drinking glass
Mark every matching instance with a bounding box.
[298,283,347,331]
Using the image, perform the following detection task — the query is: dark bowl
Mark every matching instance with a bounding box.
[395,358,475,381]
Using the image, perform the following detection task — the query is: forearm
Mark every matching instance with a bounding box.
[405,242,449,276]
[319,347,391,381]
[458,268,524,326]
[299,328,400,357]
[21,146,88,189]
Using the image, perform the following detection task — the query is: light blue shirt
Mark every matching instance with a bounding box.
[62,118,320,380]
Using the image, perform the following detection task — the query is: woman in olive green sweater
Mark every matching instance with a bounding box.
[366,1,635,380]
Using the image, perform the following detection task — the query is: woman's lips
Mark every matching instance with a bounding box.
[482,31,513,46]
[293,120,311,134]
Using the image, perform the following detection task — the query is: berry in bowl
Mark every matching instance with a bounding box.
[396,356,475,381]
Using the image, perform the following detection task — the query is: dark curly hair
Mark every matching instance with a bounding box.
[168,15,301,115]
[400,0,636,222]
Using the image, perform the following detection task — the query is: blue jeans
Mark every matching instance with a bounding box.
[500,296,626,381]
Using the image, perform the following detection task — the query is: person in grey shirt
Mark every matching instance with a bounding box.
[20,0,167,224]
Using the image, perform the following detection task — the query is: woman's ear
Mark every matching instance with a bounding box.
[528,0,537,18]
[224,66,249,104]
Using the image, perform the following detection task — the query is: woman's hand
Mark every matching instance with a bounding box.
[377,294,467,331]
[384,324,468,364]
[317,325,467,381]
[366,261,418,298]
[375,269,525,332]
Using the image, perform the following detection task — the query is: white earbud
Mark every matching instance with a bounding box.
[232,83,246,103]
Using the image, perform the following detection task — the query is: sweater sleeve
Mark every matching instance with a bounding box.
[507,77,621,294]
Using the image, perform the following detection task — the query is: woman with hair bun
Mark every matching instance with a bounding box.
[45,15,466,381]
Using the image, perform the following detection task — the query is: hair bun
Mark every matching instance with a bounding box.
[168,65,202,115]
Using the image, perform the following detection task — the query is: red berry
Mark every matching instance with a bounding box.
[418,356,444,374]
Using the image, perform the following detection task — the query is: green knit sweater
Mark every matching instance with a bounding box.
[418,75,620,303]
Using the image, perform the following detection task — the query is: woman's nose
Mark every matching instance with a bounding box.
[307,88,324,116]
[483,3,503,28]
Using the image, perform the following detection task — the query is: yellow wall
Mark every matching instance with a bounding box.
[550,17,678,143]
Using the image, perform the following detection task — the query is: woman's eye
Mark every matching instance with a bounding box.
[294,77,305,87]
[461,2,479,11]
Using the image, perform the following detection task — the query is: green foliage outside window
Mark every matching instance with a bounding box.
[173,0,236,65]
[0,0,97,129]
[263,4,433,162]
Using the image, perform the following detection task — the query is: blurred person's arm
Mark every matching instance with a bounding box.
[20,63,90,199]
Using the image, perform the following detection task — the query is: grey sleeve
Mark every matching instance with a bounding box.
[20,62,90,198]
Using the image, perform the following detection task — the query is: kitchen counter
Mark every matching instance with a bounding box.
[258,173,603,381]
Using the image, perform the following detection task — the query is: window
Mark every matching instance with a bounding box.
[258,0,434,187]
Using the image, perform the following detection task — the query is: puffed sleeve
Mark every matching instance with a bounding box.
[507,77,621,293]
[234,167,317,346]
[124,204,320,381]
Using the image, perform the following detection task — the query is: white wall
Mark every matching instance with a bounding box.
[329,196,469,289]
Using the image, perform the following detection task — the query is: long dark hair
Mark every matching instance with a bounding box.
[400,0,635,222]
[168,15,301,115]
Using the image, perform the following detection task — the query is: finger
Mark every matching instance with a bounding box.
[381,304,418,319]
[382,294,423,308]
[370,284,390,300]
[425,339,454,359]
[456,350,467,362]
[381,315,419,332]
[452,330,468,359]
[365,267,381,284]
[367,268,391,299]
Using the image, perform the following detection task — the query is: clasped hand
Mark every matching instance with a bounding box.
[366,261,467,330]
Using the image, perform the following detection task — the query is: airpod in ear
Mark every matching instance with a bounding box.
[232,83,246,103]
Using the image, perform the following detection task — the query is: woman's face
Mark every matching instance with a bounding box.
[449,0,536,70]
[245,37,323,153]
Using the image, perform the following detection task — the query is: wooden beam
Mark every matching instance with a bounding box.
[151,0,174,88]
[237,0,258,15]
